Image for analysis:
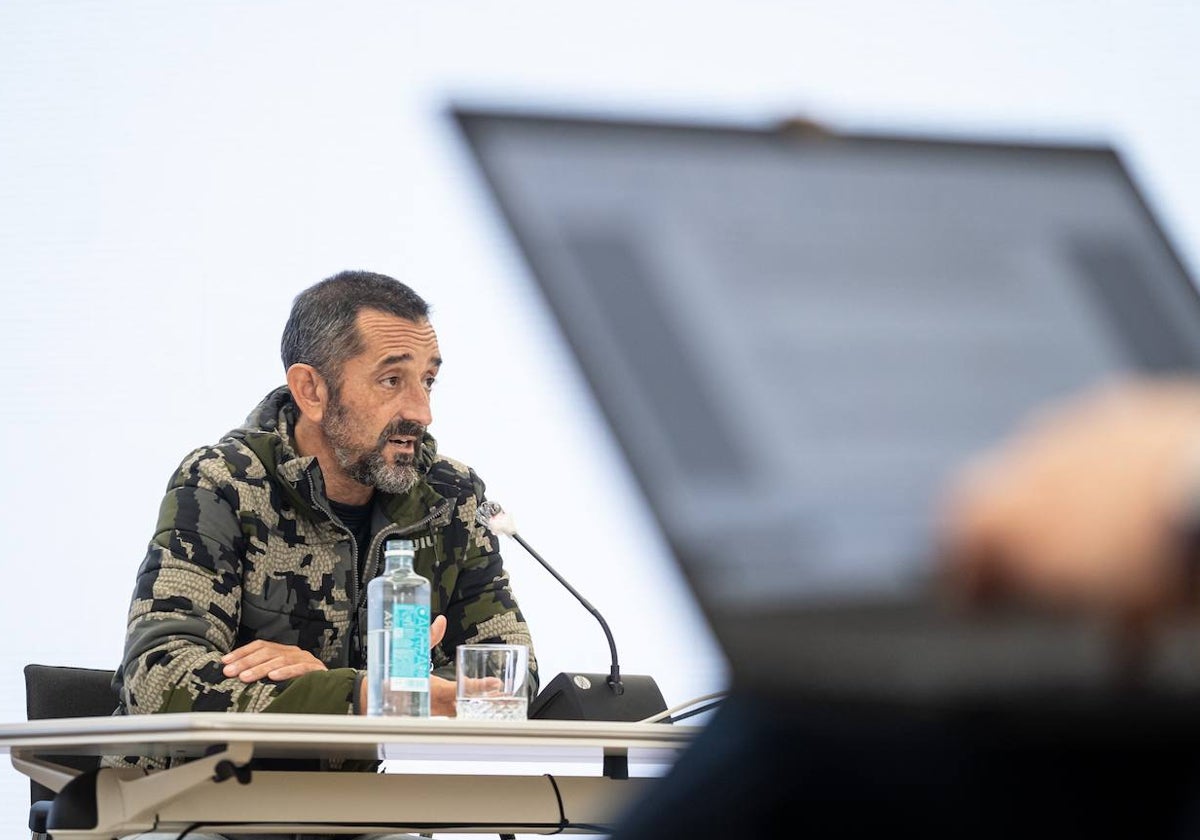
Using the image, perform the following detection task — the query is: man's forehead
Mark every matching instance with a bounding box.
[355,309,440,361]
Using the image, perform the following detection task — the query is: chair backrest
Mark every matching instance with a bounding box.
[23,664,118,805]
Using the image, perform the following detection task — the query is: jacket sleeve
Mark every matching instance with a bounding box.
[432,472,540,699]
[115,447,358,716]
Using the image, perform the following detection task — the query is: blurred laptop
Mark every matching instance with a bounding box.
[453,107,1200,703]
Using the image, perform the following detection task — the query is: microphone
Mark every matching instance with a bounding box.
[476,500,668,724]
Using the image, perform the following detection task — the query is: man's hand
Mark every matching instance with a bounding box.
[429,613,446,649]
[430,675,457,717]
[427,615,458,716]
[221,640,328,682]
[939,380,1200,617]
[357,614,452,714]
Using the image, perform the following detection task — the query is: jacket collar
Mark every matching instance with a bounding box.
[229,386,444,524]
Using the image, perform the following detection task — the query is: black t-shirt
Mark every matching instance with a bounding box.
[328,498,373,579]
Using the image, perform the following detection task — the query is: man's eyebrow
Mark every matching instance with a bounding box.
[376,353,443,369]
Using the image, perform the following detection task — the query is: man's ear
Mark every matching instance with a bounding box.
[286,363,330,424]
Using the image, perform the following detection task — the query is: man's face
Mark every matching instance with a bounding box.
[319,310,442,496]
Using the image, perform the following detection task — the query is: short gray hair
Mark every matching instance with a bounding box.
[281,271,430,386]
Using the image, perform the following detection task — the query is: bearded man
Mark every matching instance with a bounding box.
[111,270,537,731]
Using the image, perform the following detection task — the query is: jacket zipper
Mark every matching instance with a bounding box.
[358,499,452,611]
[308,481,451,614]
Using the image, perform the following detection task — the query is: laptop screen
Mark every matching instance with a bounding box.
[455,111,1200,618]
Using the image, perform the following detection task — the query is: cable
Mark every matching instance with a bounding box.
[639,691,728,723]
[174,823,204,840]
[541,772,615,835]
[669,699,723,723]
[544,772,567,834]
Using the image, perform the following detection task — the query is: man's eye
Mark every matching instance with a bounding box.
[381,377,400,388]
[424,377,437,391]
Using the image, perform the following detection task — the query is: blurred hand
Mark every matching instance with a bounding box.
[428,614,457,716]
[222,640,327,682]
[431,675,457,717]
[939,380,1200,617]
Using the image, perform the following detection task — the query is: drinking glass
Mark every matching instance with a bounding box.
[455,644,529,721]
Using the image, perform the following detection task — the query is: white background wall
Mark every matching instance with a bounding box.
[0,0,1198,833]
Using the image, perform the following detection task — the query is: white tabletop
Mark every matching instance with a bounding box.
[0,712,693,765]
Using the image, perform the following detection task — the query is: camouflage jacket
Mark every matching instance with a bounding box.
[113,386,537,719]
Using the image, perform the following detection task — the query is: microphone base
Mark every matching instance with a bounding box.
[529,672,668,722]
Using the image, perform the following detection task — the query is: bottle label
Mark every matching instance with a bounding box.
[389,603,431,692]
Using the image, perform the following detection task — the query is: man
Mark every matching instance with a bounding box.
[112,270,537,734]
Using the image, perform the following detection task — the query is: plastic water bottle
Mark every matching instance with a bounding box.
[366,538,431,716]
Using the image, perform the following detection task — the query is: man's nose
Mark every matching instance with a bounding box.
[399,387,433,427]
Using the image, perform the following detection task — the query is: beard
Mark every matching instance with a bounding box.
[321,398,425,495]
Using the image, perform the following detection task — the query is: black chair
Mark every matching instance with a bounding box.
[23,664,118,839]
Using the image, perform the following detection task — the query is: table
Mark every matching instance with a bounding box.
[0,713,693,838]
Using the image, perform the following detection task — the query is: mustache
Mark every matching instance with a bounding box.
[378,419,426,444]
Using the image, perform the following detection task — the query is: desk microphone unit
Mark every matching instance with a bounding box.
[476,502,668,723]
